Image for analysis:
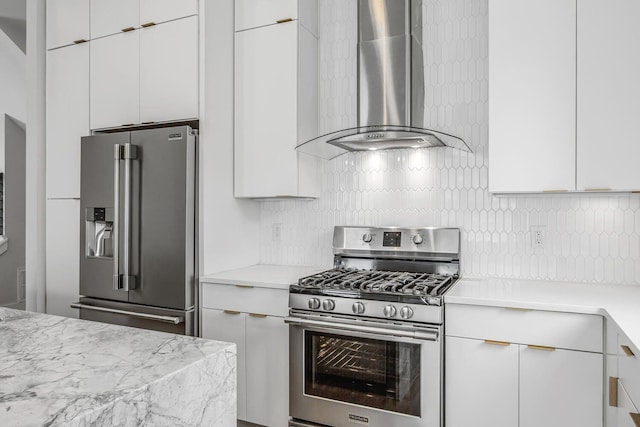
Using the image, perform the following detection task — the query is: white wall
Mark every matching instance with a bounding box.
[0,28,26,172]
[258,0,640,286]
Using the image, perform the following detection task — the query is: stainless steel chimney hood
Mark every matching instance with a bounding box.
[296,0,471,159]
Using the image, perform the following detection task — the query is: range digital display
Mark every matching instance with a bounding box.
[382,232,402,247]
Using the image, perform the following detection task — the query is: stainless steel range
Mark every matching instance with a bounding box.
[287,226,460,427]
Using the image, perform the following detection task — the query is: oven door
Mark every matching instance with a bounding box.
[287,313,442,427]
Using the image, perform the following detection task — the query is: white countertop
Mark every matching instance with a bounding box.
[200,264,325,290]
[0,308,236,426]
[446,277,640,352]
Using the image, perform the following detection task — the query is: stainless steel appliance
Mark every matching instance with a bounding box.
[287,226,460,427]
[72,126,197,336]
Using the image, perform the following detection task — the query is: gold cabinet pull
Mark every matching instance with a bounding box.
[276,18,293,24]
[141,22,156,28]
[121,27,136,32]
[609,377,619,407]
[484,340,511,346]
[235,284,254,289]
[630,413,640,427]
[584,188,611,192]
[249,313,267,318]
[528,345,556,351]
[73,39,88,44]
[622,345,636,357]
[505,307,530,312]
[542,189,569,193]
[223,310,241,315]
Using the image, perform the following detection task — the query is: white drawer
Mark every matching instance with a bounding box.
[446,304,603,353]
[619,333,640,409]
[201,283,288,317]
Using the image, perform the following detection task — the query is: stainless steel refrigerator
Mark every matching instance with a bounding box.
[73,126,197,335]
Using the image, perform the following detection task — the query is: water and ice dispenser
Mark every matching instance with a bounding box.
[85,207,114,258]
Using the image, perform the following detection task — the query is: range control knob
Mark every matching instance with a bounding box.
[362,232,373,243]
[352,302,366,314]
[383,305,397,318]
[400,306,414,319]
[412,234,424,245]
[308,298,321,310]
[322,299,336,311]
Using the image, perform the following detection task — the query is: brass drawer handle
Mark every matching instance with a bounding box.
[276,18,293,24]
[235,284,254,289]
[622,345,636,357]
[528,345,556,351]
[484,340,511,346]
[630,413,640,427]
[609,376,619,407]
[584,188,611,192]
[542,189,569,193]
[141,22,156,28]
[223,310,241,315]
[249,313,267,318]
[73,39,88,44]
[121,27,136,32]
[505,307,530,312]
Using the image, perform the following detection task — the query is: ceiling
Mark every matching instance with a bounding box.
[0,0,26,53]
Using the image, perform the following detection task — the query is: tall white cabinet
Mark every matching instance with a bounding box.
[234,0,320,198]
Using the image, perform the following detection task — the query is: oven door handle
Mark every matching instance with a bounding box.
[284,317,439,342]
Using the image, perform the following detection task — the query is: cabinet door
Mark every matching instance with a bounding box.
[140,0,198,26]
[46,0,90,49]
[577,0,640,191]
[445,337,519,427]
[45,199,80,318]
[46,44,89,199]
[235,0,298,32]
[201,309,247,420]
[90,31,140,130]
[234,22,298,197]
[520,346,603,427]
[488,0,576,193]
[139,17,199,124]
[90,0,139,39]
[245,315,289,427]
[618,382,640,427]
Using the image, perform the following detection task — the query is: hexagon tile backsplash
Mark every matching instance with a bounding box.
[259,0,640,286]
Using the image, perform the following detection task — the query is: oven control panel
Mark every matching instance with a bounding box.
[291,294,443,324]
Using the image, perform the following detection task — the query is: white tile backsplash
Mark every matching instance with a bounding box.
[259,0,640,285]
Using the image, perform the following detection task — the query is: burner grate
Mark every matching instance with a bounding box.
[298,269,455,297]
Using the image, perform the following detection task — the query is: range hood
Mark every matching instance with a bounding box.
[296,0,471,159]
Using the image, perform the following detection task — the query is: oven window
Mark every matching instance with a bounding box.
[304,331,421,416]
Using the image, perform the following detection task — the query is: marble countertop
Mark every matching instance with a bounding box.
[446,277,640,351]
[200,264,325,290]
[0,308,236,427]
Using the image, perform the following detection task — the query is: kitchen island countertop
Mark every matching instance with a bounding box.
[0,308,236,427]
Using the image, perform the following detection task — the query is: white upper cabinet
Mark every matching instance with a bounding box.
[139,16,199,124]
[140,0,198,26]
[90,30,140,129]
[488,0,576,193]
[46,0,90,49]
[90,0,139,39]
[577,0,640,192]
[234,15,320,198]
[46,43,90,199]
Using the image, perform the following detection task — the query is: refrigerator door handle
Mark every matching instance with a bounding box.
[71,303,185,325]
[121,144,138,291]
[113,144,121,291]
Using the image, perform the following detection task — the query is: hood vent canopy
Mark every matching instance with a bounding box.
[296,0,471,159]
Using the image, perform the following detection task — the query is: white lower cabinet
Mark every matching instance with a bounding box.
[45,199,79,318]
[519,346,603,427]
[445,304,604,427]
[445,337,518,427]
[201,284,289,427]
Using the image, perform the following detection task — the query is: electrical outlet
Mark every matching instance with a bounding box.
[272,223,282,242]
[17,267,25,302]
[531,226,545,249]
